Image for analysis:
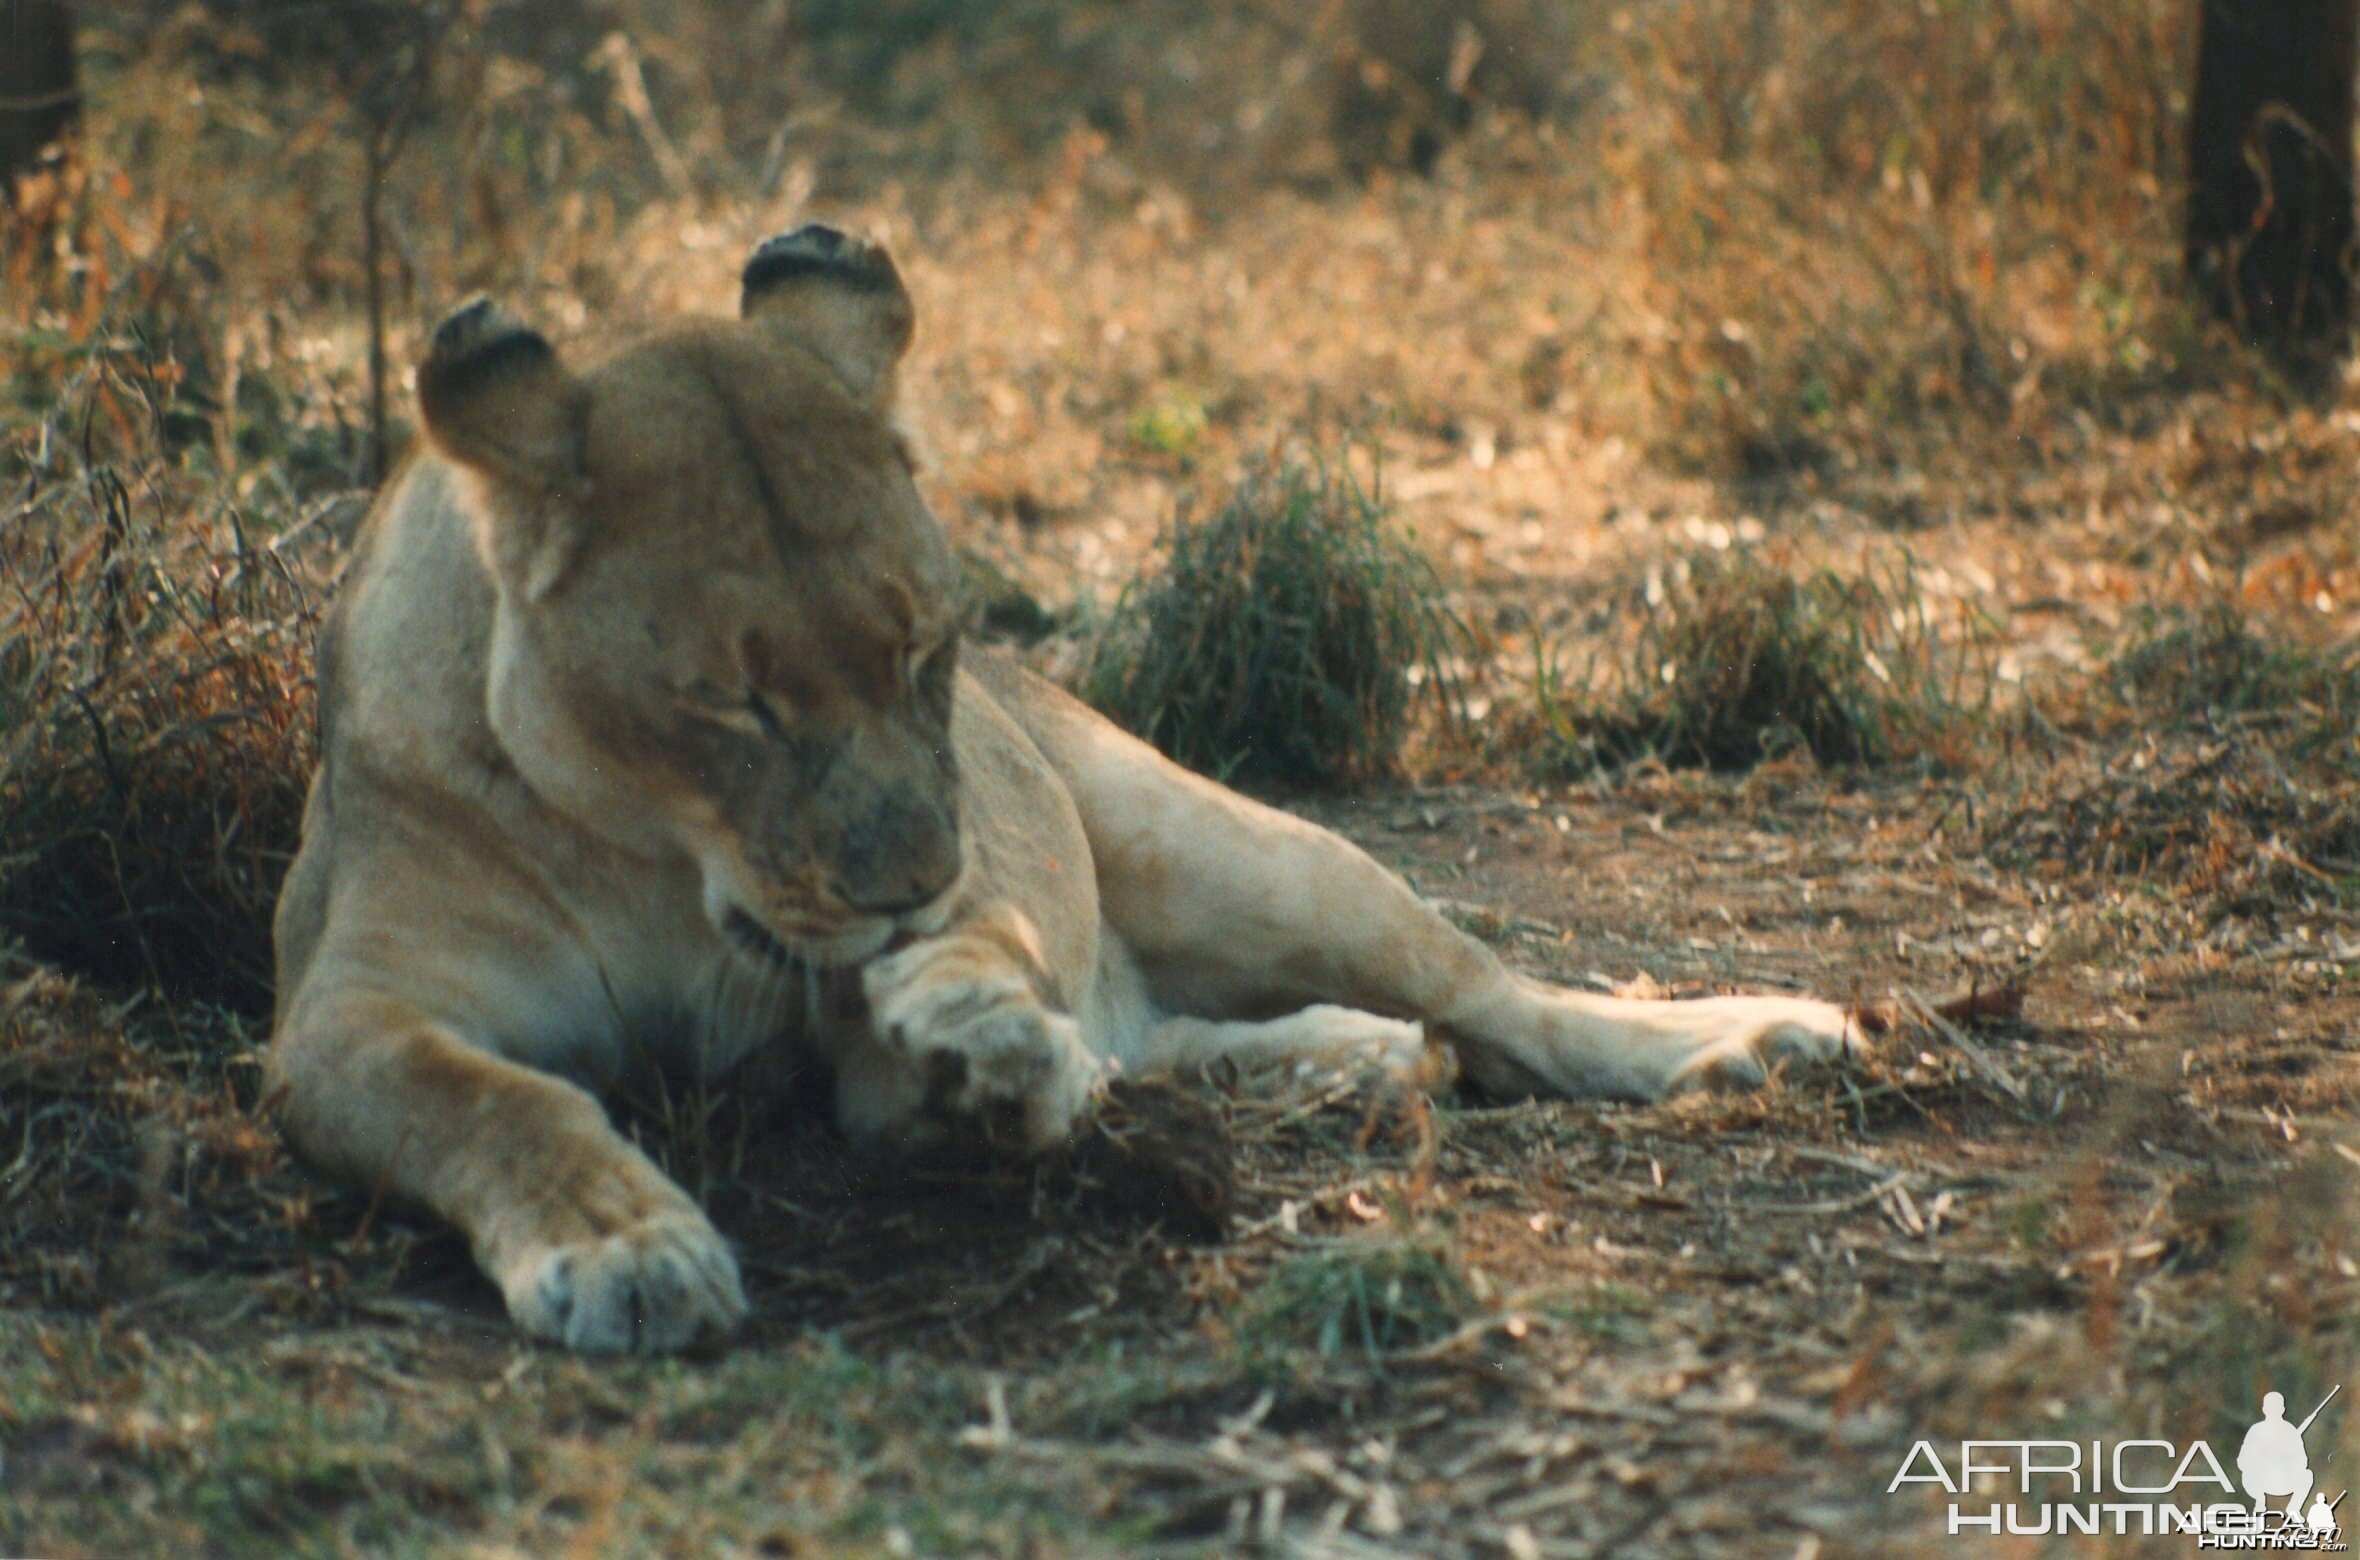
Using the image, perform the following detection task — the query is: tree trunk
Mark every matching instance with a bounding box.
[0,0,79,190]
[2187,0,2359,353]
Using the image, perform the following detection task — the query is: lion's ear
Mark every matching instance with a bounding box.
[417,297,590,601]
[739,225,914,409]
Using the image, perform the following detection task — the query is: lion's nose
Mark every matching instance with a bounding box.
[833,793,961,916]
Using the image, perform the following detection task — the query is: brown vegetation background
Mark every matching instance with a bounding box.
[3,3,2358,1555]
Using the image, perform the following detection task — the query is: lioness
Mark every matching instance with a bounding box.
[270,227,1858,1354]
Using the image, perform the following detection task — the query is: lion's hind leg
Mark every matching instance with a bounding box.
[1443,977,1861,1101]
[1005,681,1861,1104]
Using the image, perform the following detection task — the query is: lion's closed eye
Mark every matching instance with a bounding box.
[679,677,767,736]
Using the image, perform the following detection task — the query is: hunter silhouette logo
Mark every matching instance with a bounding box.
[1889,1380,2349,1546]
[2240,1388,2337,1522]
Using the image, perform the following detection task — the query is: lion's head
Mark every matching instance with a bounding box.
[416,227,963,967]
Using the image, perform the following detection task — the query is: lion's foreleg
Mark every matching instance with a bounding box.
[838,903,1106,1156]
[269,996,746,1352]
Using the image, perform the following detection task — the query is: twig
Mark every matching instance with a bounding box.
[356,10,445,487]
[594,34,695,199]
[1902,989,2026,1103]
[1750,1170,1910,1216]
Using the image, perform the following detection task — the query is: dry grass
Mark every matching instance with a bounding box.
[4,2,2360,1554]
[0,456,315,1008]
[0,958,356,1322]
[1603,0,2202,488]
[1991,606,2360,923]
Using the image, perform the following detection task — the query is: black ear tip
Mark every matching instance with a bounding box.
[425,296,551,380]
[431,296,498,352]
[760,223,852,259]
[742,225,897,299]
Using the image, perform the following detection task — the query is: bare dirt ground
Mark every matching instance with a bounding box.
[6,755,2353,1557]
[6,6,2360,1556]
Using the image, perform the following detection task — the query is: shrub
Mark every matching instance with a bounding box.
[1079,456,1470,788]
[1536,551,1988,774]
[2109,603,2360,760]
[0,469,315,1011]
[1987,735,2360,917]
[1988,607,2360,914]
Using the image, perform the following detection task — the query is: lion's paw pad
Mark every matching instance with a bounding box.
[503,1211,746,1355]
[863,961,1102,1151]
[1662,998,1861,1098]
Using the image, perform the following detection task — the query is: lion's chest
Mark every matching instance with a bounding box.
[572,900,837,1087]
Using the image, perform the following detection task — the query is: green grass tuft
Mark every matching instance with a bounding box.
[1238,1238,1474,1373]
[1079,455,1470,789]
[1535,551,1989,774]
[1124,389,1210,460]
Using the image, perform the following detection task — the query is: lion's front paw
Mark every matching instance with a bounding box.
[1656,996,1861,1097]
[860,949,1104,1154]
[499,1210,748,1355]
